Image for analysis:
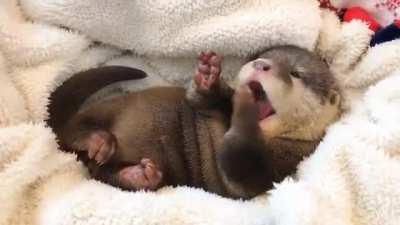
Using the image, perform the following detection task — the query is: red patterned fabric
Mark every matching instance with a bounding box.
[374,0,400,18]
[318,0,400,26]
[344,7,382,32]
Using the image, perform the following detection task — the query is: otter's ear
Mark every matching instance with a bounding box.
[328,89,340,105]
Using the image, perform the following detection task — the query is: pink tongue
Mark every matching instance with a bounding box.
[257,100,274,120]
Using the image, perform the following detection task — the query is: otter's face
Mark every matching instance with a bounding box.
[236,46,341,140]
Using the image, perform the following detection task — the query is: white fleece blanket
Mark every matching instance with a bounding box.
[1,0,400,225]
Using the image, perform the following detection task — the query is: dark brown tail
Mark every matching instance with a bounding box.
[46,66,147,130]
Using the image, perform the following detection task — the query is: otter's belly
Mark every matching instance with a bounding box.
[108,87,191,184]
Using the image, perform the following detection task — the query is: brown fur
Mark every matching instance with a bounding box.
[47,46,340,199]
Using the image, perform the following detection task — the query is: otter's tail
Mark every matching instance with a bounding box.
[46,66,147,130]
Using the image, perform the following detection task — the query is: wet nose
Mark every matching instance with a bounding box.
[252,60,271,71]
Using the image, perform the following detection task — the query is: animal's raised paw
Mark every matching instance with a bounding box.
[86,130,116,165]
[234,85,256,106]
[118,158,163,191]
[194,51,222,94]
[232,85,259,120]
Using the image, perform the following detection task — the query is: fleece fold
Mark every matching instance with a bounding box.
[0,0,400,224]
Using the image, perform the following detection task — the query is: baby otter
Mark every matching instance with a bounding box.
[47,45,341,199]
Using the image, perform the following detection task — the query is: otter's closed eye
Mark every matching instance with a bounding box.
[289,71,301,78]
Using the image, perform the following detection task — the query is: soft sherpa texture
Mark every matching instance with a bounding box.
[1,0,400,225]
[18,0,322,57]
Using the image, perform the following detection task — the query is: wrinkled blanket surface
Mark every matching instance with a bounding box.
[1,0,400,225]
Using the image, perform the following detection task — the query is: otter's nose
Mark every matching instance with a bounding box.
[252,60,271,71]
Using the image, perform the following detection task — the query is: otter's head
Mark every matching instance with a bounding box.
[236,45,341,140]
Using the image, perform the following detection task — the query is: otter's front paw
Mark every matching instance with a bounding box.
[233,85,259,120]
[194,51,222,94]
[118,158,163,191]
[234,85,257,108]
[86,130,116,165]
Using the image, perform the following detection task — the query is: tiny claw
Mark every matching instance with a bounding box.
[141,158,151,166]
[209,74,219,87]
[210,55,223,66]
[88,148,96,159]
[210,66,220,76]
[198,63,210,74]
[199,51,215,62]
[194,72,203,85]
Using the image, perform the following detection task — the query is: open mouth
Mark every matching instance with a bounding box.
[248,81,276,120]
